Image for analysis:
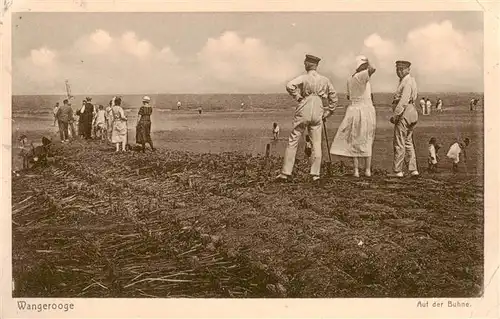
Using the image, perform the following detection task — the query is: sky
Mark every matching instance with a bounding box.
[12,12,483,95]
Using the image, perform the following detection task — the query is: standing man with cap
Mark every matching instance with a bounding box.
[389,60,419,177]
[276,54,338,182]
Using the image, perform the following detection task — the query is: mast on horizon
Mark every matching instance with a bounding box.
[65,80,74,100]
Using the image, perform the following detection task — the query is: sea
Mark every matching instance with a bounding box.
[11,92,483,117]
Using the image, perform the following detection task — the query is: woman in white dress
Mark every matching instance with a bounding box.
[111,97,128,152]
[330,55,376,177]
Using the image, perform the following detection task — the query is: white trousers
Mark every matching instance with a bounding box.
[282,96,324,176]
[393,106,418,173]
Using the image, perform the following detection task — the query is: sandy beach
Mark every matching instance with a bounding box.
[11,105,484,297]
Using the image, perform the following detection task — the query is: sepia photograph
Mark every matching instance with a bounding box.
[2,2,497,317]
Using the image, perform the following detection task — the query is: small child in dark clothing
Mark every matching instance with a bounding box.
[304,135,312,159]
[427,137,442,173]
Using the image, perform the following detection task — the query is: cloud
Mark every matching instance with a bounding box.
[120,31,153,59]
[361,20,482,91]
[13,22,482,95]
[14,47,60,93]
[30,47,57,66]
[403,20,482,90]
[197,31,307,91]
[14,30,184,94]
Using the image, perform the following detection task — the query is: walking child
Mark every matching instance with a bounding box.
[272,122,280,140]
[428,137,440,173]
[446,137,470,173]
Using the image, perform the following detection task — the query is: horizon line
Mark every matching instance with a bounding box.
[13,91,485,96]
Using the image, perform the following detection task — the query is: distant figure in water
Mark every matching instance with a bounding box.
[198,106,203,114]
[469,98,479,111]
[436,98,443,113]
[447,137,470,173]
[272,122,280,140]
[136,95,155,152]
[427,137,440,173]
[177,101,181,110]
[111,97,128,152]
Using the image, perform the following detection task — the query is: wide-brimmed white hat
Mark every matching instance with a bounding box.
[356,55,368,69]
[142,95,151,102]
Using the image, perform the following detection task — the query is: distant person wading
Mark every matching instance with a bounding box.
[135,95,155,152]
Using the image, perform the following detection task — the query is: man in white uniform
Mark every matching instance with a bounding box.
[425,98,432,115]
[276,54,338,182]
[419,97,425,115]
[389,60,419,177]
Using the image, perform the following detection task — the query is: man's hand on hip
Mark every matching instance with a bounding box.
[322,110,333,122]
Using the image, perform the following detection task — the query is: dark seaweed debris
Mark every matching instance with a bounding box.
[12,139,483,297]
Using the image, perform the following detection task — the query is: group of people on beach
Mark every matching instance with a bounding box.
[42,53,472,180]
[419,97,443,115]
[275,54,471,182]
[52,95,155,153]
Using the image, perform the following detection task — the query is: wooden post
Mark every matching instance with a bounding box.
[264,143,271,168]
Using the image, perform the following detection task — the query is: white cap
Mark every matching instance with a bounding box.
[142,95,151,102]
[356,55,368,69]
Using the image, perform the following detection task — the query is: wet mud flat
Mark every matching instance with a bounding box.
[12,140,483,298]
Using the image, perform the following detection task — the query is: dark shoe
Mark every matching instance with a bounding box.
[387,172,404,178]
[275,174,290,183]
